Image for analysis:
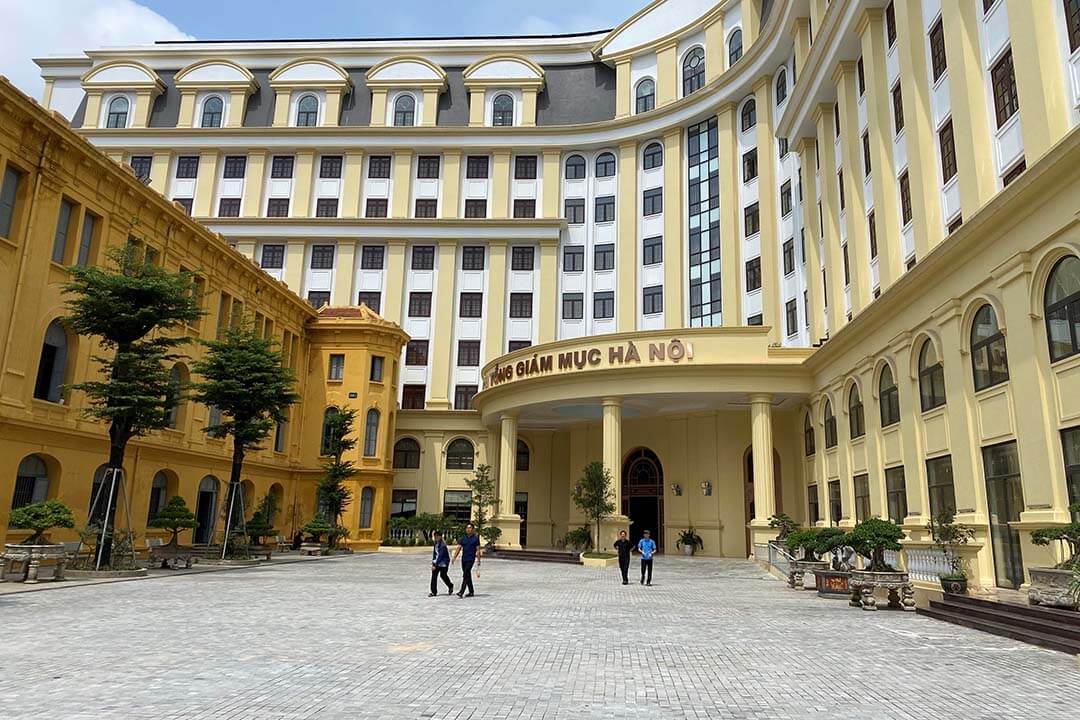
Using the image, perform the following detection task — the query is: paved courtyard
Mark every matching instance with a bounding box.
[1,553,1078,719]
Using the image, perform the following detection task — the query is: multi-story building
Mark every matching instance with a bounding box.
[16,0,1080,593]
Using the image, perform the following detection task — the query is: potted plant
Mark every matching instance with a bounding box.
[784,528,828,590]
[300,515,335,556]
[1029,503,1080,609]
[926,511,976,594]
[2,500,76,583]
[676,528,704,556]
[146,496,198,569]
[846,518,914,611]
[768,513,798,543]
[563,526,593,553]
[810,527,853,596]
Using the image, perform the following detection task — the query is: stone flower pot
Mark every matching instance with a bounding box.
[1028,567,1078,610]
[1,543,68,583]
[939,576,968,595]
[849,569,915,611]
[788,559,829,590]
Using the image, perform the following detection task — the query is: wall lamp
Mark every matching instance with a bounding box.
[670,483,682,496]
[701,481,712,496]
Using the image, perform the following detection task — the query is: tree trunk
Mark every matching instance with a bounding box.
[222,437,247,557]
[96,422,131,567]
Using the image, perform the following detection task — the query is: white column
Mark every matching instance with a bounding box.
[749,393,776,545]
[600,397,629,551]
[493,412,521,548]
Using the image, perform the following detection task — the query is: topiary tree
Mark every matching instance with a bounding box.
[784,527,822,560]
[302,515,335,544]
[847,517,906,572]
[813,526,850,569]
[572,461,615,551]
[1031,504,1080,570]
[148,495,198,547]
[8,500,76,545]
[768,513,799,542]
[245,493,278,546]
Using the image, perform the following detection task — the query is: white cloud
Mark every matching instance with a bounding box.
[0,0,192,99]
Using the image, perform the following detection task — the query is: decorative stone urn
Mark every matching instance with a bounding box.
[0,543,68,583]
[1028,567,1078,609]
[788,559,829,590]
[849,569,915,611]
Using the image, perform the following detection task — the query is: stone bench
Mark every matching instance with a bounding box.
[1,544,68,583]
[148,542,196,569]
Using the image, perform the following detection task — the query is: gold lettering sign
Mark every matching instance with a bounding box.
[484,339,694,389]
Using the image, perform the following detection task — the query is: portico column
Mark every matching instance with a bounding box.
[749,393,777,548]
[493,412,521,548]
[600,397,630,551]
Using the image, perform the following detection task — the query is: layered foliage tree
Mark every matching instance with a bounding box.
[316,407,358,546]
[302,515,336,544]
[572,461,616,551]
[246,492,279,545]
[847,518,906,572]
[147,495,198,546]
[1031,503,1080,570]
[465,464,501,546]
[8,500,76,545]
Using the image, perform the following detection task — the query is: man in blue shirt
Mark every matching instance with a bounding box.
[637,529,657,586]
[429,530,453,597]
[451,522,482,598]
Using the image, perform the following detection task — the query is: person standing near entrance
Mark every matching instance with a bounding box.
[637,529,657,586]
[613,530,633,585]
[429,530,453,597]
[451,522,481,597]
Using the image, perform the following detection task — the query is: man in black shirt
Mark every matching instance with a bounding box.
[613,530,632,585]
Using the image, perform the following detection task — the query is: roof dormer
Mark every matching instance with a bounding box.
[364,56,447,127]
[463,55,545,128]
[80,61,165,129]
[174,59,257,129]
[268,57,352,128]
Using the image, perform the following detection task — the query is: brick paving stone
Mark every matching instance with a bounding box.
[0,554,1078,719]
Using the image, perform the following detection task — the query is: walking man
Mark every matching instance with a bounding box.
[429,530,453,597]
[613,529,633,585]
[451,522,481,598]
[637,529,657,586]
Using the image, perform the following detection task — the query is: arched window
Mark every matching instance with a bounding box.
[740,98,757,132]
[565,154,586,180]
[918,340,946,411]
[363,408,380,457]
[166,364,184,429]
[595,152,616,178]
[492,93,514,126]
[775,69,788,105]
[728,29,744,67]
[823,399,838,448]
[33,320,70,403]
[201,96,223,128]
[878,364,900,427]
[393,438,421,469]
[445,438,475,470]
[635,78,655,114]
[516,439,530,472]
[194,475,219,544]
[12,455,50,510]
[393,94,415,127]
[296,95,319,127]
[106,96,129,128]
[642,142,663,170]
[147,471,169,523]
[359,487,374,528]
[848,385,865,439]
[320,407,339,456]
[804,414,815,456]
[971,304,1009,390]
[1045,256,1080,362]
[682,47,706,96]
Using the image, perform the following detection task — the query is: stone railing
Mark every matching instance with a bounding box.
[767,541,794,576]
[904,547,950,583]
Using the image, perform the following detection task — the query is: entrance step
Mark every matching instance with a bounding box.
[917,593,1080,655]
[491,548,582,565]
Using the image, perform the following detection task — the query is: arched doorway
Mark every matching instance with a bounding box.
[194,476,219,544]
[623,447,664,551]
[743,447,783,555]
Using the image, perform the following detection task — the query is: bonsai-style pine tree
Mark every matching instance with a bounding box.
[768,513,798,541]
[302,515,336,544]
[784,527,822,560]
[1031,504,1080,570]
[245,493,278,545]
[572,461,616,552]
[847,517,906,572]
[148,495,198,547]
[8,500,76,545]
[465,464,501,546]
[316,407,358,546]
[190,323,298,553]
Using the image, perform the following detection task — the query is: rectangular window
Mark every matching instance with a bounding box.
[319,155,343,179]
[405,340,429,366]
[513,199,536,218]
[266,198,289,217]
[929,19,947,81]
[808,485,820,525]
[402,384,426,410]
[595,196,616,223]
[260,244,285,269]
[414,199,438,218]
[365,198,388,218]
[642,188,663,216]
[454,385,478,410]
[408,292,432,318]
[391,489,418,518]
[328,353,345,381]
[744,202,760,237]
[642,236,663,266]
[746,257,762,291]
[175,196,191,215]
[357,292,381,313]
[885,466,908,525]
[466,156,489,179]
[642,285,663,315]
[461,246,485,271]
[838,170,845,211]
[854,474,871,523]
[785,299,798,336]
[857,57,866,95]
[412,246,435,270]
[828,480,843,526]
[939,118,957,183]
[779,137,789,158]
[464,199,487,218]
[368,155,392,179]
[782,239,795,275]
[360,245,384,270]
[834,103,841,138]
[862,132,872,177]
[457,340,481,367]
[1002,158,1026,186]
[52,199,74,263]
[742,149,758,182]
[842,244,851,286]
[926,455,956,519]
[509,292,533,318]
[270,156,294,179]
[442,490,472,520]
[892,84,904,135]
[868,211,878,259]
[1062,427,1080,520]
[899,171,912,225]
[307,291,330,308]
[562,292,584,319]
[991,49,1019,128]
[508,340,531,352]
[593,291,615,319]
[514,155,538,180]
[129,155,153,183]
[76,212,97,266]
[885,1,897,46]
[0,166,21,240]
[222,155,247,179]
[175,156,199,179]
[780,180,792,216]
[1068,0,1080,53]
[310,244,335,269]
[315,198,338,218]
[747,313,763,326]
[511,246,535,271]
[416,155,441,179]
[594,243,615,271]
[459,292,483,318]
[565,198,586,224]
[563,245,584,271]
[370,356,385,382]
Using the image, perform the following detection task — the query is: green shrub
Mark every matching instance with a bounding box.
[848,518,906,572]
[784,528,821,559]
[8,500,76,544]
[563,525,593,551]
[1031,504,1080,570]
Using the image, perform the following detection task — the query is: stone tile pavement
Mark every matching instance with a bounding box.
[0,553,1077,719]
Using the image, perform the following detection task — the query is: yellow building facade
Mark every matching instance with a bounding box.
[12,0,1080,593]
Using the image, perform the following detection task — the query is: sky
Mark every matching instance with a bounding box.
[0,0,642,99]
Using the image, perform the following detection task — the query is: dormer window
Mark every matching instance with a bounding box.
[296,95,319,127]
[635,78,655,114]
[492,93,514,126]
[201,96,223,128]
[394,94,416,127]
[106,96,129,128]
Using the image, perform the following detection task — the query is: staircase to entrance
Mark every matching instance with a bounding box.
[491,548,582,565]
[918,593,1080,655]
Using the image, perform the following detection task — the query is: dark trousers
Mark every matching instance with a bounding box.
[640,558,653,583]
[618,556,630,582]
[430,565,452,594]
[460,560,475,595]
